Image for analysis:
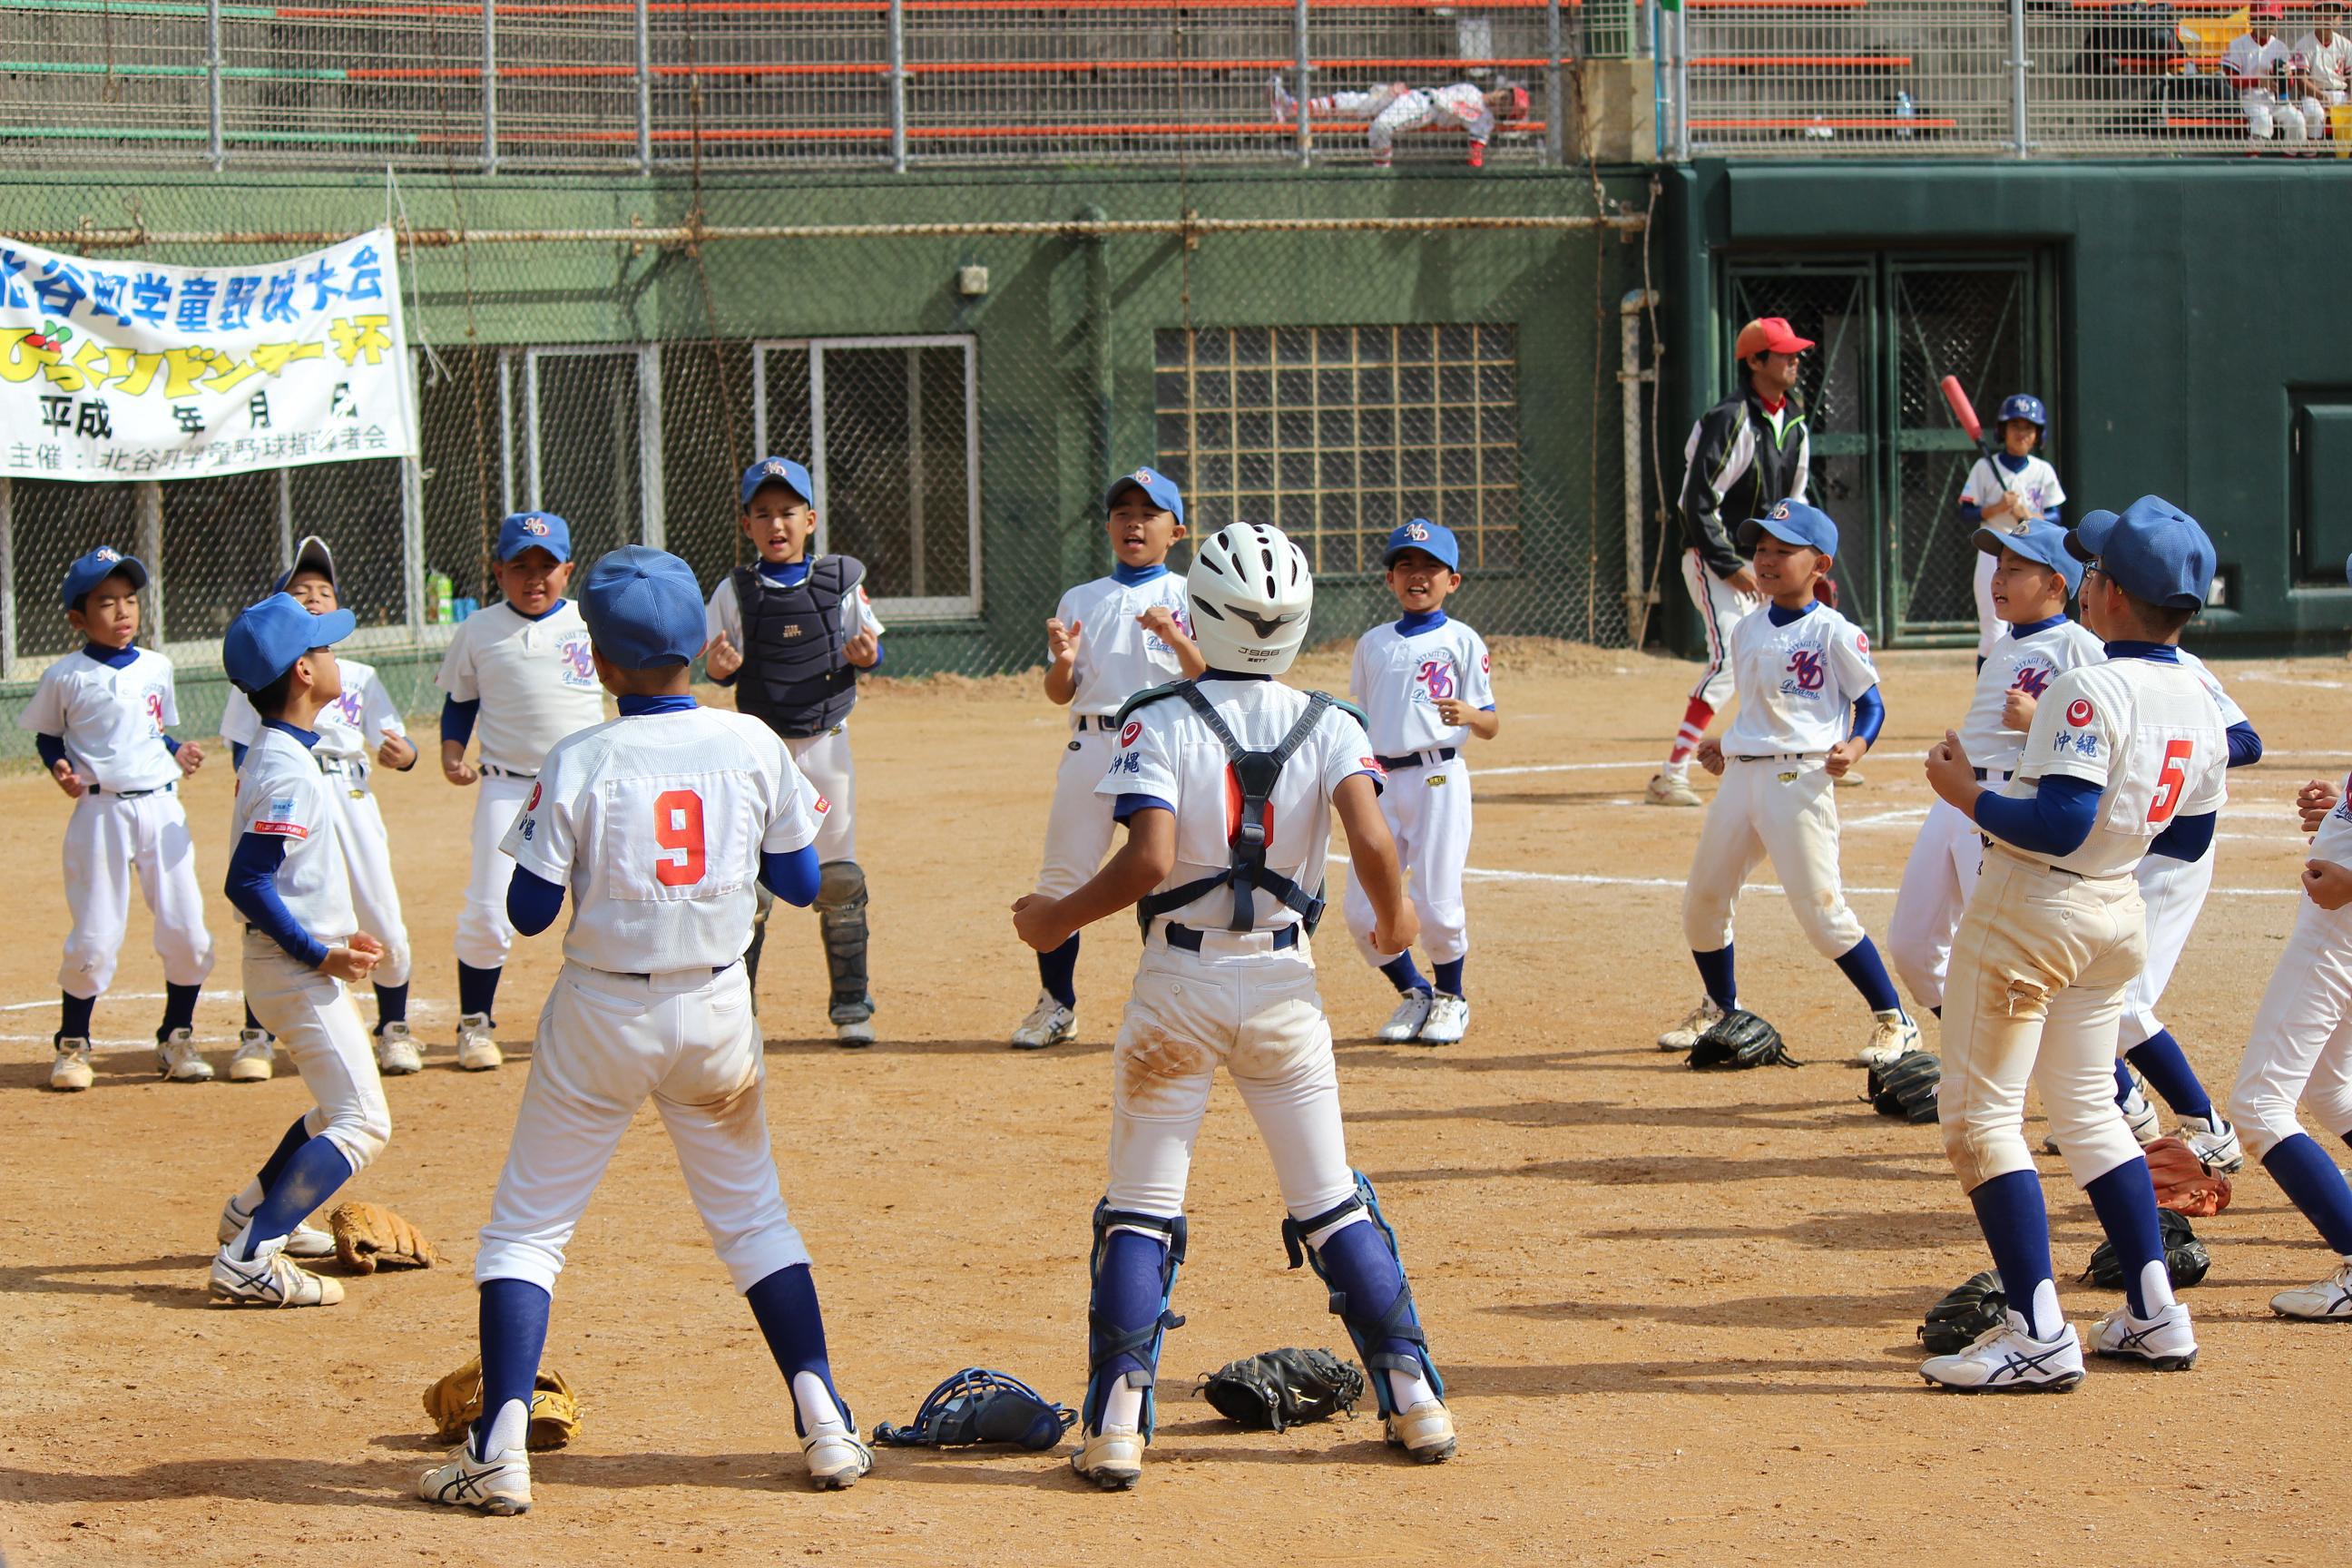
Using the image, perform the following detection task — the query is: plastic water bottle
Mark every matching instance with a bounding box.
[1894,91,1917,140]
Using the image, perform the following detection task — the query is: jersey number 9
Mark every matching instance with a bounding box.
[2146,739,2193,825]
[653,789,706,887]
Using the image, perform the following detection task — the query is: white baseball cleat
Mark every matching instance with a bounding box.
[799,1423,874,1490]
[209,1244,344,1308]
[217,1192,337,1259]
[2179,1113,2244,1174]
[49,1038,94,1093]
[1070,1426,1144,1491]
[376,1021,424,1076]
[834,1018,877,1048]
[1833,769,1866,789]
[456,1013,503,1072]
[2269,1260,2352,1321]
[1378,990,1435,1044]
[1418,995,1470,1046]
[157,1029,213,1083]
[1919,1311,2083,1393]
[1383,1399,1458,1463]
[418,1438,533,1515]
[1010,994,1077,1051]
[1657,996,1724,1053]
[1856,1013,1920,1069]
[2120,1081,2161,1144]
[2092,1300,2198,1370]
[1644,772,1702,808]
[228,1028,275,1083]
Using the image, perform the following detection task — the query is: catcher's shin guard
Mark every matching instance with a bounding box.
[1082,1201,1187,1441]
[815,859,874,1025]
[1281,1171,1444,1419]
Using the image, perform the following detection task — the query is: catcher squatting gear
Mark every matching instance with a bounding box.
[871,1368,1075,1450]
[743,858,873,1025]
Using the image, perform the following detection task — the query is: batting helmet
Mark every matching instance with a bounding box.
[1494,81,1531,119]
[1188,522,1314,676]
[1997,393,2047,428]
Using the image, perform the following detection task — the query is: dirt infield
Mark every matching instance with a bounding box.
[2,644,2347,1565]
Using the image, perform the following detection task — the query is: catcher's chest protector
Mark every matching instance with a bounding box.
[733,558,862,738]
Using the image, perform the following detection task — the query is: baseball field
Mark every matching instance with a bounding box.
[1,643,2345,1565]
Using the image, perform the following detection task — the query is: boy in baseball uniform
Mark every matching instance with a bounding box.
[1013,521,1457,1490]
[420,547,867,1515]
[1012,466,1203,1049]
[1888,519,2102,1020]
[1956,394,2065,662]
[704,456,886,1046]
[1342,519,1497,1047]
[210,593,390,1307]
[1656,501,1918,1069]
[221,535,421,1080]
[20,547,214,1092]
[1268,73,1529,166]
[1918,497,2227,1390]
[436,512,605,1071]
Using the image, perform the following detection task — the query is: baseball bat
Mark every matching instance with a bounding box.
[1938,374,1983,446]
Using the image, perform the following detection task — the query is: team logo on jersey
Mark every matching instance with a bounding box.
[814,794,831,815]
[144,690,166,732]
[1120,720,1143,748]
[559,637,595,686]
[1481,652,1490,674]
[2065,698,2095,727]
[525,782,542,811]
[1416,659,1456,701]
[1787,647,1826,692]
[255,797,308,838]
[2013,664,2053,698]
[1854,631,1869,657]
[1360,756,1387,778]
[335,689,364,724]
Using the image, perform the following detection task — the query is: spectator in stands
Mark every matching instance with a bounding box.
[2296,2,2352,130]
[1268,74,1528,168]
[2224,4,2315,143]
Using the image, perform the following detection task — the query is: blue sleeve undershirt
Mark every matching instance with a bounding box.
[762,844,821,907]
[2225,720,2262,769]
[35,733,65,770]
[1957,500,1984,524]
[224,832,330,968]
[1114,794,1175,822]
[441,695,480,746]
[1849,686,1886,748]
[230,740,248,770]
[162,734,181,756]
[1972,774,2102,858]
[2149,809,2218,864]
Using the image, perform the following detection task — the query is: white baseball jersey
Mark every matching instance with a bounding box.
[1097,679,1378,936]
[16,645,182,793]
[2296,32,2352,93]
[1957,616,2106,769]
[503,704,821,974]
[1350,615,1495,757]
[222,656,407,768]
[234,723,355,940]
[2176,648,2249,730]
[434,599,604,774]
[2226,33,2295,83]
[1960,454,2065,524]
[1717,602,1878,757]
[703,560,887,651]
[1052,570,1191,716]
[1994,654,2228,880]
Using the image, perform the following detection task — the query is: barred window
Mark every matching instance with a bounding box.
[1152,324,1521,576]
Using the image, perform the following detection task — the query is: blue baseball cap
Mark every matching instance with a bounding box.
[1105,466,1184,527]
[1738,498,1839,556]
[62,546,148,610]
[1973,516,2083,595]
[1383,518,1461,573]
[497,511,572,564]
[578,546,706,671]
[740,456,815,508]
[223,592,356,694]
[272,534,336,593]
[2069,496,2215,610]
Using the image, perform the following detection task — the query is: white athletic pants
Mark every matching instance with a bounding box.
[2117,846,2217,1050]
[1681,548,1761,710]
[786,725,857,864]
[2230,896,2352,1160]
[1035,728,1120,899]
[456,774,536,971]
[1681,757,1867,960]
[328,779,412,990]
[1887,796,1986,1013]
[1343,753,1471,967]
[475,961,811,1295]
[1939,849,2147,1192]
[2242,88,2317,140]
[1104,938,1357,1223]
[242,930,390,1171]
[59,788,215,998]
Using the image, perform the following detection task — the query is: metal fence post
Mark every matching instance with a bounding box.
[483,1,499,174]
[1544,0,1566,166]
[1293,0,1312,168]
[887,0,909,172]
[2007,0,2031,158]
[1671,5,1691,162]
[634,0,654,173]
[205,0,224,171]
[135,483,164,650]
[0,476,15,682]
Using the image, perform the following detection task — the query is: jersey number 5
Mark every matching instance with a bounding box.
[2147,739,2193,825]
[653,789,706,887]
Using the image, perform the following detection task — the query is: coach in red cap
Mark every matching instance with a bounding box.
[1646,316,1819,808]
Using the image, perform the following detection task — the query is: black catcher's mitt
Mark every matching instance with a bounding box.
[1867,1051,1942,1124]
[1687,1008,1799,1071]
[2081,1209,2210,1290]
[1196,1348,1365,1432]
[1918,1269,2007,1354]
[868,1368,1075,1451]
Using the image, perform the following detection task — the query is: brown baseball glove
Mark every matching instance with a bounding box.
[328,1200,439,1274]
[424,1357,584,1451]
[2145,1136,2232,1218]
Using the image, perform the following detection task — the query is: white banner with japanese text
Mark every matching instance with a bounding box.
[0,228,416,482]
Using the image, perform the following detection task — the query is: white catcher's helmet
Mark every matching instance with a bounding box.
[1188,521,1313,675]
